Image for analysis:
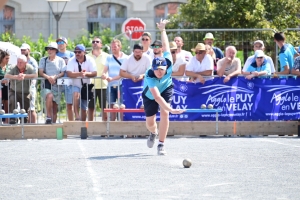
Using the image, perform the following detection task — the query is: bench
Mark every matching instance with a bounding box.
[0,113,28,138]
[104,108,223,135]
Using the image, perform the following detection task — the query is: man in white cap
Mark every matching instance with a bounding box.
[185,43,214,84]
[243,40,275,74]
[243,50,271,79]
[39,42,66,124]
[20,43,38,123]
[174,36,193,62]
[203,32,224,61]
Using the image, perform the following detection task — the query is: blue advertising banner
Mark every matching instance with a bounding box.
[122,77,300,121]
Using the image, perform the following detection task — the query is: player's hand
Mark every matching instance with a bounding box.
[156,19,169,31]
[170,109,185,114]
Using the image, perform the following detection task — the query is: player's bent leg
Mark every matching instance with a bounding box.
[158,108,169,142]
[146,115,158,148]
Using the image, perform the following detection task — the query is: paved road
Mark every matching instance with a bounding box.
[0,136,300,200]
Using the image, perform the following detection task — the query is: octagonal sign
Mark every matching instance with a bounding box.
[122,18,146,40]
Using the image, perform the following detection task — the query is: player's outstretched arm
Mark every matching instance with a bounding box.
[157,19,170,53]
[150,87,185,114]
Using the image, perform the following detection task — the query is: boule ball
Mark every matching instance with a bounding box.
[207,104,214,109]
[113,104,119,109]
[0,109,5,115]
[13,109,19,114]
[140,104,144,109]
[183,158,192,168]
[120,104,126,109]
[20,109,26,114]
[201,104,206,109]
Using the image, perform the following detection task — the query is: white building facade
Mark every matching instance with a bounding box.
[1,0,188,40]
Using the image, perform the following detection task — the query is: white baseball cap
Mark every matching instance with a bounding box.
[253,40,264,47]
[20,43,31,50]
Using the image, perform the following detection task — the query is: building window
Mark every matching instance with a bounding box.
[154,3,181,24]
[0,5,15,34]
[87,3,127,34]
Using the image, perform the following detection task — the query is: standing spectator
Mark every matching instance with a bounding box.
[141,32,155,60]
[56,37,75,121]
[5,55,37,124]
[244,50,271,79]
[169,41,186,80]
[291,56,300,75]
[243,40,275,74]
[67,44,97,121]
[0,50,11,123]
[203,32,224,61]
[39,42,65,124]
[174,36,193,62]
[101,39,128,121]
[217,46,241,83]
[185,43,214,84]
[20,43,38,123]
[205,44,217,75]
[273,32,294,75]
[119,43,150,82]
[87,37,109,121]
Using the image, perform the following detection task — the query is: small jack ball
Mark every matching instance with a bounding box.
[183,158,192,168]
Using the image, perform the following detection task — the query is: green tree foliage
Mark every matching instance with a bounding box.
[169,0,300,30]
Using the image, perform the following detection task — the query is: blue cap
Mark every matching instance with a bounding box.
[152,57,171,70]
[75,44,86,52]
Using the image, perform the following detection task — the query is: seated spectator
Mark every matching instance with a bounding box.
[4,55,37,124]
[67,44,97,121]
[185,43,213,84]
[217,46,241,83]
[244,50,271,80]
[205,44,217,75]
[243,40,275,74]
[170,41,186,80]
[39,42,65,124]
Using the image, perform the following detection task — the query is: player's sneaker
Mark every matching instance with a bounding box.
[157,144,167,155]
[147,132,157,148]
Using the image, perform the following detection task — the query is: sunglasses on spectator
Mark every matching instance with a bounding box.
[46,47,56,51]
[92,41,101,44]
[152,45,162,49]
[74,51,82,54]
[195,51,205,54]
[57,41,65,45]
[256,57,263,59]
[142,38,149,41]
[171,51,176,54]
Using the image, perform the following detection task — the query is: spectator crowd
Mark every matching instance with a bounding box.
[1,31,300,124]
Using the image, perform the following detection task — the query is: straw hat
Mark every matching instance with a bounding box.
[191,43,206,52]
[169,41,177,50]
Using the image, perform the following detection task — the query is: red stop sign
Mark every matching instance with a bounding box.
[122,18,146,40]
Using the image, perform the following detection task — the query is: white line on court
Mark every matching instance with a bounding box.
[205,182,236,187]
[258,139,300,148]
[78,141,103,200]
